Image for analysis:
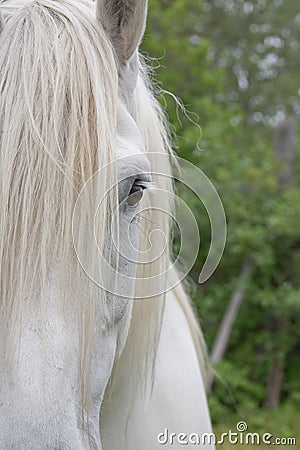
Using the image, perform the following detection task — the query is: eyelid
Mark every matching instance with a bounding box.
[134,180,156,191]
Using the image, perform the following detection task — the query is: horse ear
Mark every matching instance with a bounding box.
[96,0,148,64]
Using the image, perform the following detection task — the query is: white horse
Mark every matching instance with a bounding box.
[0,0,214,448]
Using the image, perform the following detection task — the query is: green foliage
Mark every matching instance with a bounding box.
[201,0,300,122]
[213,402,300,449]
[143,0,300,431]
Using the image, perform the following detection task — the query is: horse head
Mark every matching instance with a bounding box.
[0,0,171,448]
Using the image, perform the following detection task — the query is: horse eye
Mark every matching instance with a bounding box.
[126,181,145,207]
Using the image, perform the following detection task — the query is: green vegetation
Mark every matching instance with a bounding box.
[142,0,300,442]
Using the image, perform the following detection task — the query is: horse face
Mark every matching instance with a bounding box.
[0,0,149,448]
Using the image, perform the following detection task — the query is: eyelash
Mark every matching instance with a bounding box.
[133,180,155,190]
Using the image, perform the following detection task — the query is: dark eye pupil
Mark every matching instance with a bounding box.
[127,183,144,206]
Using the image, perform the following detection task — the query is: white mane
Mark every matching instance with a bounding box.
[123,66,175,393]
[0,0,174,403]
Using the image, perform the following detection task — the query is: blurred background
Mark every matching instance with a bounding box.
[142,0,300,448]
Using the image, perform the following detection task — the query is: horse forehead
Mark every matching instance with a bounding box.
[116,102,144,154]
[116,102,150,174]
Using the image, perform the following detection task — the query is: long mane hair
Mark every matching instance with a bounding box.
[0,0,174,406]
